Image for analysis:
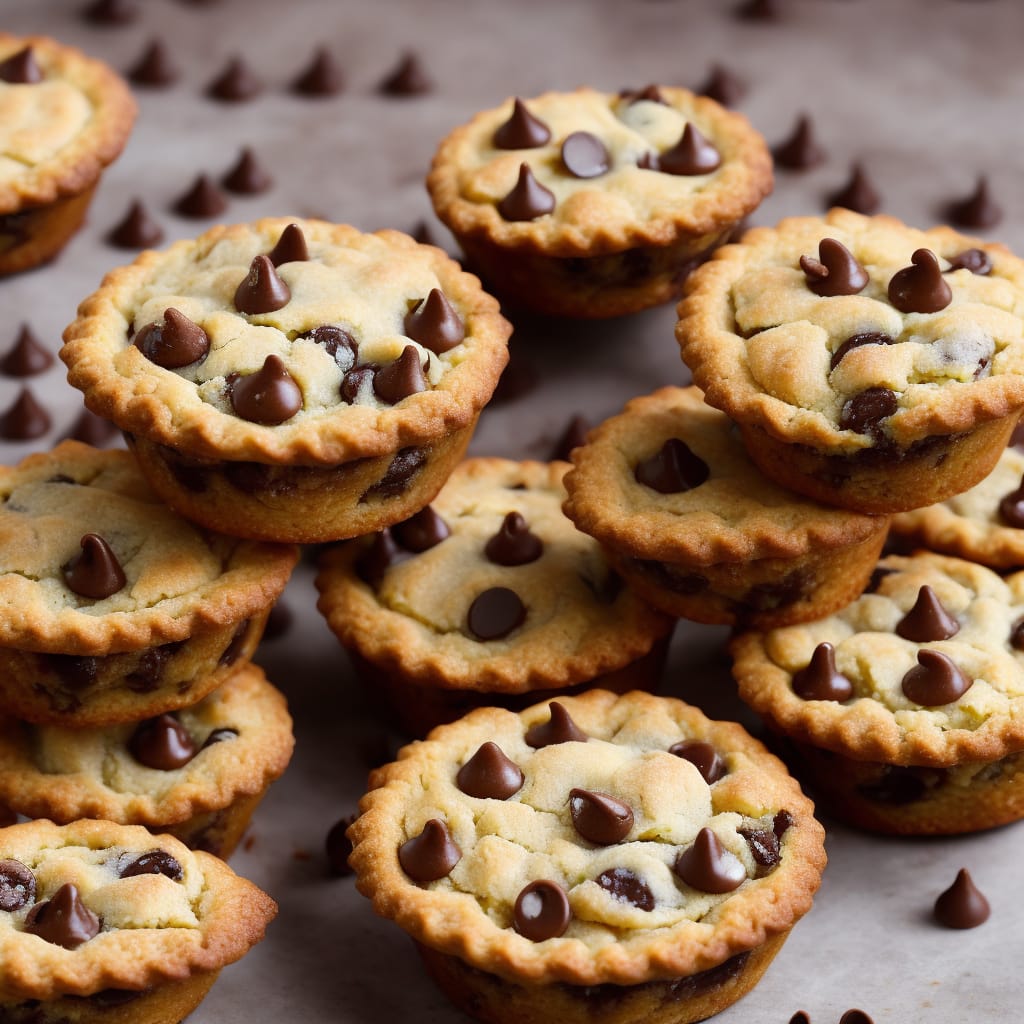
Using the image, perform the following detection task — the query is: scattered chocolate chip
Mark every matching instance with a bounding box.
[172,174,228,218]
[669,740,726,784]
[829,331,894,372]
[549,415,589,462]
[569,789,634,845]
[0,859,35,912]
[106,199,164,249]
[221,147,273,195]
[206,56,262,101]
[64,412,111,447]
[356,529,401,587]
[933,868,990,929]
[291,47,344,97]
[300,325,356,371]
[229,354,302,424]
[398,819,460,881]
[896,585,960,641]
[120,850,183,881]
[595,868,655,911]
[773,114,825,170]
[737,826,780,872]
[219,620,250,665]
[674,828,746,893]
[0,324,52,377]
[498,163,556,221]
[792,642,853,701]
[999,473,1024,527]
[467,586,526,640]
[634,438,709,493]
[392,505,450,552]
[82,0,137,25]
[659,123,721,175]
[404,290,464,354]
[134,308,210,369]
[839,387,898,436]
[410,220,437,246]
[234,255,291,314]
[494,98,551,149]
[373,346,426,404]
[456,742,524,799]
[0,46,42,84]
[887,249,952,314]
[484,512,543,566]
[735,0,779,21]
[378,51,431,96]
[268,223,309,266]
[828,162,881,215]
[901,649,973,706]
[129,714,197,770]
[839,1012,875,1024]
[697,64,746,107]
[800,238,868,297]
[326,814,357,877]
[0,386,51,440]
[561,131,610,178]
[525,702,588,748]
[789,1014,811,1024]
[513,879,571,941]
[24,884,100,949]
[63,534,126,600]
[945,248,992,276]
[945,176,1002,230]
[128,39,178,87]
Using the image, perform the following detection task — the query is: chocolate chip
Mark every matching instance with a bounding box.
[622,84,668,105]
[201,727,238,749]
[404,290,465,354]
[291,48,344,97]
[378,51,431,96]
[839,387,898,435]
[493,98,551,149]
[792,642,853,701]
[887,249,952,314]
[659,123,721,175]
[0,46,42,83]
[895,585,960,642]
[933,868,990,929]
[63,534,126,600]
[172,174,228,218]
[24,884,100,949]
[0,859,35,911]
[999,474,1024,527]
[398,819,460,881]
[206,56,262,101]
[901,649,973,706]
[456,742,524,799]
[411,220,437,246]
[326,814,357,877]
[82,0,137,24]
[773,809,793,840]
[945,248,992,276]
[129,714,197,770]
[498,163,556,221]
[945,176,1002,230]
[569,789,634,845]
[219,620,250,666]
[267,223,309,266]
[90,991,143,1008]
[392,505,450,552]
[735,0,779,21]
[669,740,726,784]
[673,828,746,893]
[513,880,571,941]
[0,324,52,377]
[865,566,895,595]
[125,641,184,692]
[467,587,526,640]
[829,331,894,372]
[134,308,209,369]
[106,199,164,249]
[221,147,273,195]
[340,365,376,404]
[828,162,882,215]
[229,354,302,424]
[356,529,402,587]
[128,39,178,87]
[789,1014,811,1024]
[361,446,427,500]
[119,850,183,881]
[737,826,780,872]
[839,1012,875,1024]
[549,415,589,462]
[697,64,746,107]
[561,131,610,179]
[300,324,356,370]
[234,255,291,314]
[484,512,543,566]
[773,114,825,170]
[595,868,654,911]
[634,438,709,493]
[638,149,658,170]
[525,702,588,748]
[374,347,427,405]
[800,238,868,297]
[44,653,100,689]
[0,386,51,440]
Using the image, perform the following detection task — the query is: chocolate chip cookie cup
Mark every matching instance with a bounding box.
[315,459,674,736]
[0,34,136,275]
[427,86,772,318]
[676,209,1024,514]
[349,690,826,1024]
[0,442,297,726]
[0,819,275,1023]
[60,218,511,542]
[563,386,888,629]
[731,552,1024,835]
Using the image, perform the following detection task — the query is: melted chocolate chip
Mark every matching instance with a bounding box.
[829,331,894,372]
[378,51,431,96]
[129,714,197,770]
[800,238,868,297]
[887,249,952,314]
[90,990,144,1008]
[773,114,825,170]
[467,587,526,640]
[865,566,896,594]
[828,162,882,215]
[634,438,709,493]
[119,850,183,881]
[134,308,209,368]
[673,828,746,893]
[895,585,960,641]
[561,131,610,178]
[998,472,1024,527]
[106,199,164,249]
[839,387,898,435]
[0,859,35,911]
[494,98,551,149]
[549,415,590,462]
[206,56,262,101]
[398,819,460,881]
[525,702,588,748]
[933,868,990,929]
[340,365,376,404]
[404,289,464,354]
[202,727,239,749]
[669,740,726,784]
[901,649,973,706]
[300,324,356,370]
[0,324,52,377]
[24,884,100,949]
[513,880,571,941]
[595,868,654,911]
[373,346,426,404]
[456,742,524,799]
[234,255,291,314]
[697,64,746,107]
[172,174,227,218]
[44,653,100,689]
[945,248,992,276]
[292,48,344,97]
[63,534,126,600]
[0,386,51,440]
[774,809,793,840]
[82,0,137,23]
[361,446,427,500]
[737,826,780,872]
[219,620,250,665]
[267,223,309,267]
[0,46,42,84]
[221,147,273,195]
[356,529,402,587]
[128,39,178,87]
[946,176,1002,230]
[392,505,450,552]
[498,163,556,221]
[659,123,721,175]
[125,641,185,692]
[229,354,302,424]
[792,642,853,701]
[569,789,634,845]
[484,512,543,566]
